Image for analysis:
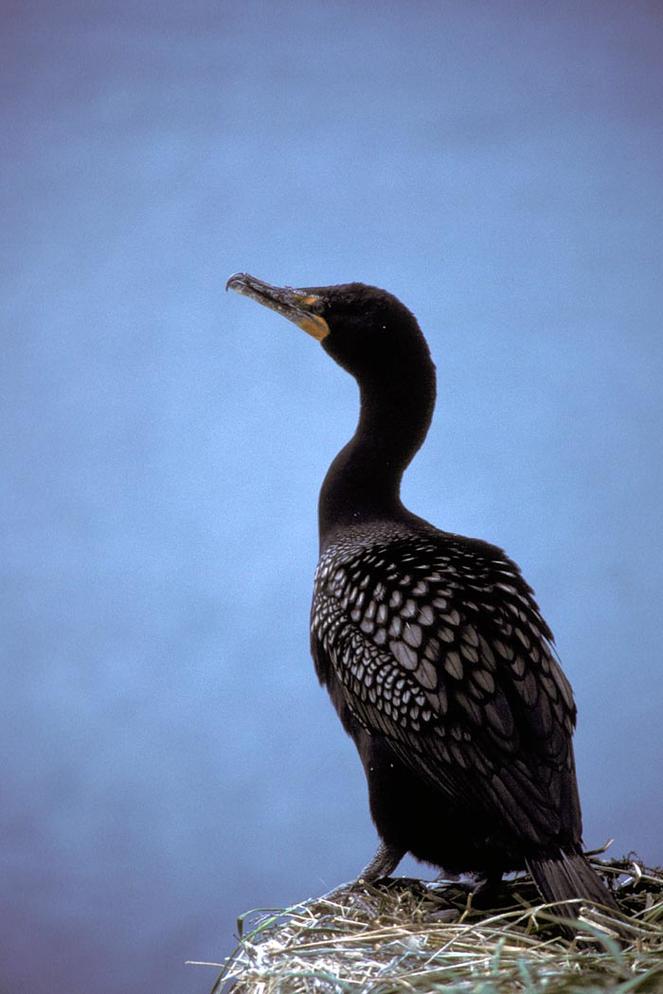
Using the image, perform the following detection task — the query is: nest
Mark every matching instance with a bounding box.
[196,855,663,993]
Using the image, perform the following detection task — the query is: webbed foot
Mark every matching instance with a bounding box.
[358,841,406,882]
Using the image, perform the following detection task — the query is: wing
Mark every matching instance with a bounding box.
[311,531,581,847]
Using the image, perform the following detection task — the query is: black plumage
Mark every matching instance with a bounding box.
[227,272,617,914]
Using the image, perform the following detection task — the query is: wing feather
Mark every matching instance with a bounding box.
[311,532,580,846]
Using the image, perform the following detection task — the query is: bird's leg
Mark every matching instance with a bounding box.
[471,869,506,908]
[358,841,406,881]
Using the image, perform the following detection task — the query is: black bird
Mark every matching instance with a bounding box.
[227,272,617,914]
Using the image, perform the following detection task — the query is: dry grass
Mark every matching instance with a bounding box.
[194,855,663,994]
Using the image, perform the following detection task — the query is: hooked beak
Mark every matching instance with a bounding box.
[226,272,330,341]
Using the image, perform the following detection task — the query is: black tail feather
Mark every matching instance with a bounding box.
[526,847,619,916]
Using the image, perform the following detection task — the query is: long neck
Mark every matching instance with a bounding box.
[318,358,436,547]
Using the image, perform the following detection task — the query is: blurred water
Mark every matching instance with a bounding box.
[1,2,662,992]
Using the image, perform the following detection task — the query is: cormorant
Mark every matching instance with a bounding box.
[227,272,617,914]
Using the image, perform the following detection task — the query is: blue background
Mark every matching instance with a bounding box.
[2,2,662,993]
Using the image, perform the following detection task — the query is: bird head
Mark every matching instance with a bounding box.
[226,272,430,383]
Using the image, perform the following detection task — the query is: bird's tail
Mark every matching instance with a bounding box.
[526,847,619,916]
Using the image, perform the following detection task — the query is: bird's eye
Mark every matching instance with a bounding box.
[298,294,325,313]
